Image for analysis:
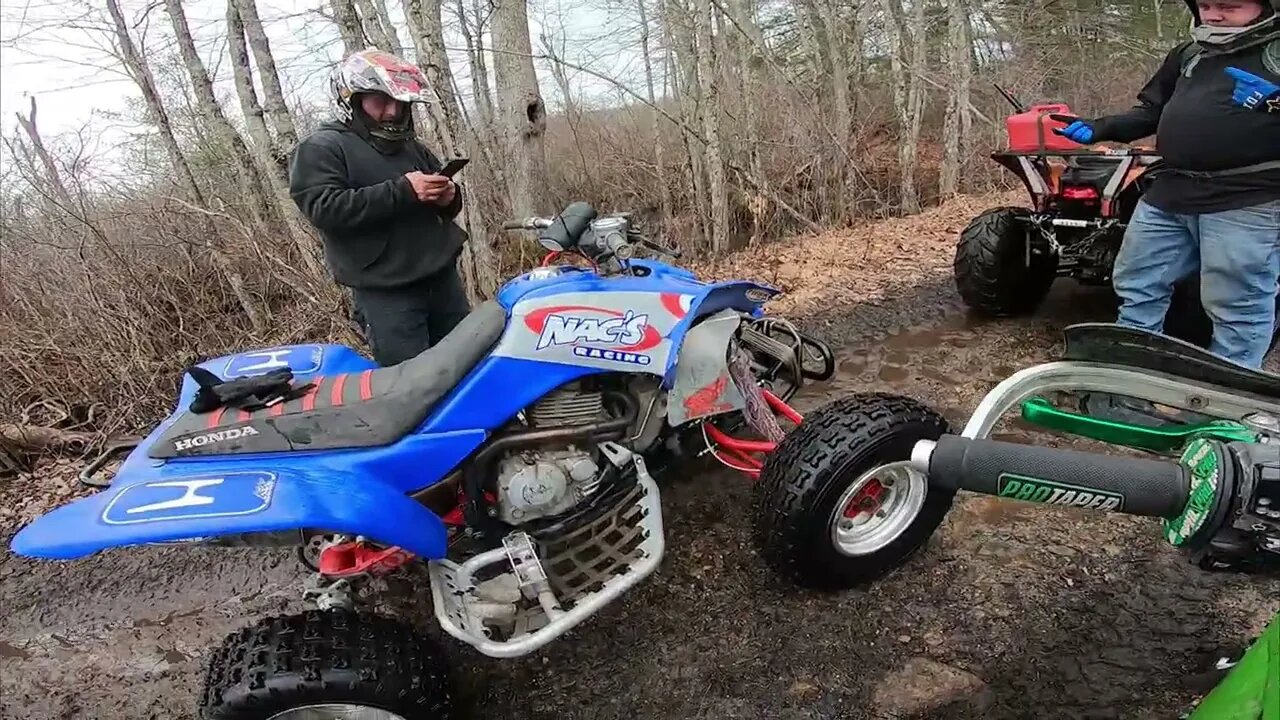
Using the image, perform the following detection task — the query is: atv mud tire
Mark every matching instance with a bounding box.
[200,609,450,720]
[955,206,1059,317]
[751,393,955,591]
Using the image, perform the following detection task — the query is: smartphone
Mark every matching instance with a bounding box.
[437,157,470,178]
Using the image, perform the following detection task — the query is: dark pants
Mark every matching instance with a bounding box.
[352,262,471,366]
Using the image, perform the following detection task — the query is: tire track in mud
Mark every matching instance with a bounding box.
[1,274,1277,720]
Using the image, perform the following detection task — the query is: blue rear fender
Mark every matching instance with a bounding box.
[662,280,779,383]
[10,464,450,561]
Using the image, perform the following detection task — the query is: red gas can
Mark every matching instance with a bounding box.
[1006,103,1080,152]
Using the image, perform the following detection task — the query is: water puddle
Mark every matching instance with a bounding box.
[882,316,981,351]
[884,350,912,366]
[919,367,964,386]
[878,365,910,382]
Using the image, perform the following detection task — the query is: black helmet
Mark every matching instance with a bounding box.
[1182,0,1279,53]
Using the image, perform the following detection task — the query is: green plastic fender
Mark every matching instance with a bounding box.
[1185,612,1280,720]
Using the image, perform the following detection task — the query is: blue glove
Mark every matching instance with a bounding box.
[1050,114,1095,144]
[1224,66,1280,113]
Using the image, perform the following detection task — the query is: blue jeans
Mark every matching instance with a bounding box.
[1113,199,1280,369]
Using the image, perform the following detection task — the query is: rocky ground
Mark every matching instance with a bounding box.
[2,192,1277,719]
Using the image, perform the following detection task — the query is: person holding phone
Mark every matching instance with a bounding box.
[289,49,472,366]
[1050,0,1279,369]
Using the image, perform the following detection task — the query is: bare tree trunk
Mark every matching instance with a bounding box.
[165,0,277,226]
[879,0,921,214]
[105,0,266,333]
[405,0,464,145]
[694,0,728,252]
[234,0,298,153]
[940,0,972,197]
[491,0,549,215]
[226,1,327,281]
[796,0,827,86]
[849,1,866,111]
[723,0,769,240]
[329,0,366,52]
[665,0,686,103]
[227,2,276,176]
[458,0,495,131]
[353,0,398,51]
[373,0,404,54]
[638,0,673,226]
[817,0,850,143]
[13,98,74,208]
[902,0,928,213]
[404,0,499,299]
[666,0,709,245]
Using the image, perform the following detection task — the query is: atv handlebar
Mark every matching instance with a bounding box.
[501,202,682,261]
[912,435,1189,519]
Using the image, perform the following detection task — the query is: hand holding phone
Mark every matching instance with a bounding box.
[436,157,470,178]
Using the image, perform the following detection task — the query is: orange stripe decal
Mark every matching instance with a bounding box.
[269,401,285,417]
[237,409,252,423]
[207,407,227,429]
[331,374,348,407]
[302,376,324,412]
[359,370,374,401]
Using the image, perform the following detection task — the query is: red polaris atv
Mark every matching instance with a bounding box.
[953,86,1267,349]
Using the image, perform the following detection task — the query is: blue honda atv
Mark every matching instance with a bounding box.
[10,202,925,719]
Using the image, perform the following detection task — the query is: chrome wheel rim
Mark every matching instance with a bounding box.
[828,460,928,557]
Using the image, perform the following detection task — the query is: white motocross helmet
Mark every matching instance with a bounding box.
[329,49,432,142]
[1183,0,1280,52]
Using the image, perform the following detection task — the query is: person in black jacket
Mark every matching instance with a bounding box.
[1054,0,1280,368]
[289,49,469,366]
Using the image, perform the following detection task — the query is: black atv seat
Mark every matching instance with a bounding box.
[1063,155,1124,188]
[1062,323,1280,400]
[151,301,507,459]
[1069,155,1125,169]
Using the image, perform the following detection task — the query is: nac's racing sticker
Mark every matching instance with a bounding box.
[493,291,689,372]
[527,305,660,366]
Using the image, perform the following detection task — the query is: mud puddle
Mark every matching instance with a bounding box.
[1,278,1277,720]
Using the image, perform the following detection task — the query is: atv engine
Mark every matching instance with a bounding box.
[496,448,599,524]
[495,384,611,525]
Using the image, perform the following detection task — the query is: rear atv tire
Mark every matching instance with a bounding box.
[955,206,1059,317]
[751,393,955,591]
[200,609,451,720]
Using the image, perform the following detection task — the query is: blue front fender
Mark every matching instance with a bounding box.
[11,467,449,561]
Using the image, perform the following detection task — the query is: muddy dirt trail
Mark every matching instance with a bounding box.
[3,243,1278,719]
